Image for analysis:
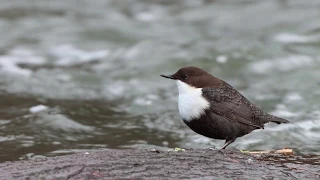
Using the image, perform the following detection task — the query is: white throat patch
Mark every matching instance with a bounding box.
[175,80,210,122]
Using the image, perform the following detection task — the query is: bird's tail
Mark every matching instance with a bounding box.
[270,116,290,124]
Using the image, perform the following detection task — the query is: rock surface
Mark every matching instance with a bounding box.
[0,149,319,180]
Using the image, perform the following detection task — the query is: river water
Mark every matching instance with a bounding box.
[0,0,319,162]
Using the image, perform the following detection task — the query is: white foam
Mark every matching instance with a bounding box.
[0,119,11,125]
[0,47,46,77]
[274,33,311,43]
[124,44,141,59]
[105,81,125,97]
[284,92,302,102]
[274,33,320,43]
[133,97,153,106]
[50,45,109,66]
[271,104,300,118]
[216,55,228,63]
[29,105,48,113]
[0,58,32,76]
[265,119,319,134]
[133,94,159,106]
[136,12,158,22]
[250,55,313,74]
[35,113,94,132]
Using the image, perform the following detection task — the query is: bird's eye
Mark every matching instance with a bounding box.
[182,74,188,80]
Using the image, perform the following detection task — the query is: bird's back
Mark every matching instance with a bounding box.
[202,80,289,129]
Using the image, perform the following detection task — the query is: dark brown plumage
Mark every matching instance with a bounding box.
[161,66,289,149]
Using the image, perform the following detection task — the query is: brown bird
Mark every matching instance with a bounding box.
[161,66,289,149]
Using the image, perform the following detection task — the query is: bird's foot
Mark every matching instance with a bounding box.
[209,147,224,153]
[221,139,236,149]
[209,147,219,150]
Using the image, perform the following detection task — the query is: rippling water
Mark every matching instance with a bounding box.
[0,0,320,162]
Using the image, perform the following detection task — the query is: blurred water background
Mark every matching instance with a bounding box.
[0,0,320,162]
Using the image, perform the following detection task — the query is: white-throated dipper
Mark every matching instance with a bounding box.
[161,66,289,149]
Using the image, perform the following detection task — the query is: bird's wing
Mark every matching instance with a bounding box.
[202,87,269,129]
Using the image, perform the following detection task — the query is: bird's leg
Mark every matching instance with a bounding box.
[221,139,235,149]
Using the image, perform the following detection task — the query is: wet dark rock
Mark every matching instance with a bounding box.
[0,149,319,180]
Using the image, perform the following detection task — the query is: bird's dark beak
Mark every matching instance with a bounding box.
[160,74,176,80]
